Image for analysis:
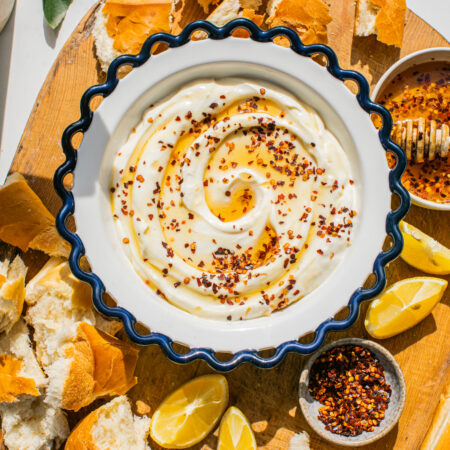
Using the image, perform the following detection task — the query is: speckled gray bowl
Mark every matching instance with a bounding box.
[299,338,406,447]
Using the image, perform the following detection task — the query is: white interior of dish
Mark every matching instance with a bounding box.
[73,38,390,352]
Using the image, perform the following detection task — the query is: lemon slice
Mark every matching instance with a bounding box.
[150,374,228,449]
[400,221,450,275]
[218,406,256,450]
[365,277,448,339]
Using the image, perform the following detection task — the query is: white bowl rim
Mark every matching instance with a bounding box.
[72,37,392,353]
[372,46,450,212]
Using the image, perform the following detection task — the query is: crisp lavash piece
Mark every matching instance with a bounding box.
[266,0,331,46]
[0,255,27,334]
[0,320,47,404]
[65,396,151,450]
[420,381,450,450]
[25,257,122,367]
[355,0,406,48]
[289,431,311,449]
[0,173,70,258]
[93,0,172,73]
[0,397,69,450]
[46,322,139,411]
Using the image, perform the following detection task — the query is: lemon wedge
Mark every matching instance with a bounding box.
[400,221,450,275]
[150,374,228,449]
[365,277,448,339]
[218,406,257,450]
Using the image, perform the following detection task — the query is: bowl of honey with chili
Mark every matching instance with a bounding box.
[373,48,450,211]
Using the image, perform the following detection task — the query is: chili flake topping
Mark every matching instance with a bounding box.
[309,345,391,436]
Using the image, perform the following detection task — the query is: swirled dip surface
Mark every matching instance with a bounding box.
[111,79,358,320]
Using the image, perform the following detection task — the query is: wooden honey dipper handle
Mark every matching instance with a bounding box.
[393,118,449,162]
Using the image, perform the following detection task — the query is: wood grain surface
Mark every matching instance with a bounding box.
[2,1,449,449]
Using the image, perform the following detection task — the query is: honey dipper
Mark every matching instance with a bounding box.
[392,118,449,162]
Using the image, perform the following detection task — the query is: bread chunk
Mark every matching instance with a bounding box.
[45,322,139,411]
[0,319,46,403]
[0,398,69,450]
[289,431,311,449]
[93,0,173,72]
[25,258,137,411]
[355,0,406,47]
[0,256,27,334]
[206,0,262,27]
[0,173,70,257]
[420,381,450,449]
[25,257,121,367]
[65,396,151,450]
[0,320,69,450]
[266,0,331,46]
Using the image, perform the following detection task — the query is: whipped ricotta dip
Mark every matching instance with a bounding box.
[111,79,358,321]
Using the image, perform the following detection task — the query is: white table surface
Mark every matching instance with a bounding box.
[0,0,449,183]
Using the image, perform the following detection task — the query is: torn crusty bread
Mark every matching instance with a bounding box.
[25,257,121,367]
[0,173,70,258]
[65,396,151,450]
[45,322,139,411]
[266,0,332,46]
[355,0,406,48]
[289,431,311,449]
[24,257,136,411]
[0,398,69,450]
[420,380,450,450]
[0,320,69,450]
[0,320,46,403]
[93,0,173,72]
[0,256,27,334]
[205,0,262,27]
[192,0,263,40]
[197,0,220,14]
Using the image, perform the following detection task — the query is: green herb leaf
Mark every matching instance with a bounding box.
[43,0,73,29]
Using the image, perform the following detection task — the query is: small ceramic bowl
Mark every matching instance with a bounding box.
[372,47,450,211]
[299,338,406,447]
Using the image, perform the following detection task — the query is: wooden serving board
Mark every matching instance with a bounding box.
[3,1,449,449]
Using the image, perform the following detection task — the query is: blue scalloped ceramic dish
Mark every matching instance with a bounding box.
[54,19,410,371]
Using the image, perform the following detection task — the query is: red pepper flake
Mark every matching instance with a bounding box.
[309,345,391,437]
[123,237,130,244]
[209,102,218,109]
[136,174,145,183]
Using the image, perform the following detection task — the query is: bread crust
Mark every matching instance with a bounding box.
[60,336,95,411]
[0,355,40,403]
[65,396,151,450]
[266,0,332,46]
[420,382,450,450]
[0,256,27,334]
[355,0,406,48]
[60,323,138,411]
[0,173,69,257]
[79,323,139,400]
